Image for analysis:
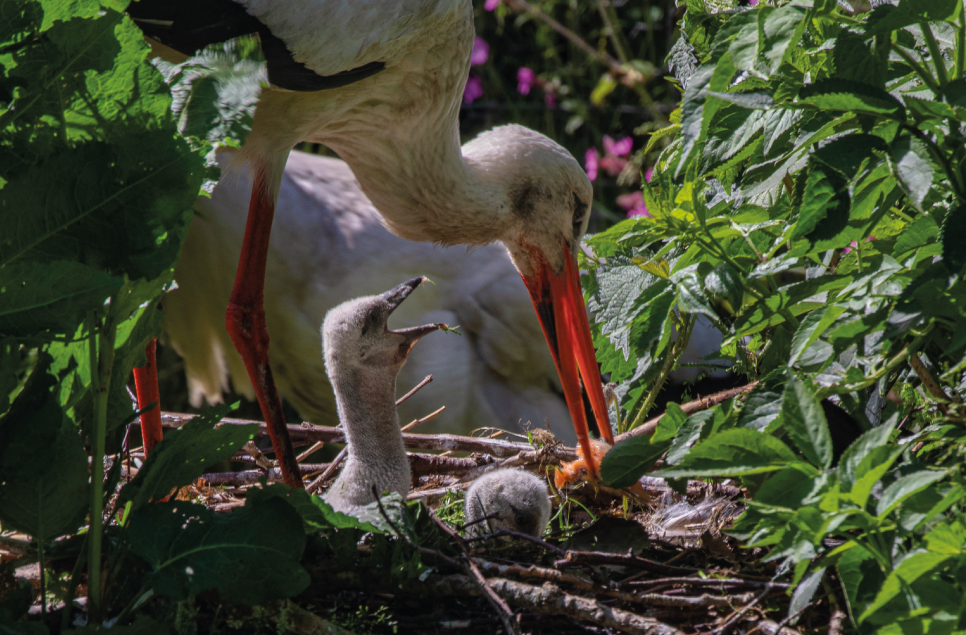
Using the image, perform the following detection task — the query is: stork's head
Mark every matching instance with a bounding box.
[464,126,614,478]
[322,277,445,374]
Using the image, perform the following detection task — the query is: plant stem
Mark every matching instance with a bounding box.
[957,2,966,79]
[38,539,46,620]
[892,45,942,96]
[919,22,949,87]
[88,312,117,624]
[60,534,89,632]
[627,314,695,431]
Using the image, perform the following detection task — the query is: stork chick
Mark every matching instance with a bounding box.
[321,277,444,514]
[464,468,552,538]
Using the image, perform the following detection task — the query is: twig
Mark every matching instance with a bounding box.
[400,405,446,432]
[615,383,759,443]
[295,441,325,464]
[396,374,433,406]
[710,587,772,635]
[244,440,275,470]
[409,453,496,479]
[306,448,348,495]
[159,412,570,459]
[627,577,791,591]
[758,620,802,635]
[556,550,697,576]
[200,464,330,487]
[910,354,954,416]
[429,512,522,635]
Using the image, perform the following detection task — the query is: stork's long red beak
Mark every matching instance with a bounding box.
[520,241,614,481]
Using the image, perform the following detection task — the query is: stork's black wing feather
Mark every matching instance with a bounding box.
[127,0,384,92]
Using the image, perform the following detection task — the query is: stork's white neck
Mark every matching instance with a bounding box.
[330,123,511,248]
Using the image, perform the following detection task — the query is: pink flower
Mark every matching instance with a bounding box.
[617,192,650,218]
[463,74,483,104]
[749,0,758,5]
[485,0,501,10]
[843,235,875,254]
[585,147,599,181]
[517,67,535,95]
[644,167,654,183]
[544,92,557,109]
[603,135,633,157]
[471,37,489,66]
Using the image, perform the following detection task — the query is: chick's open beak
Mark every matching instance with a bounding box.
[382,277,446,355]
[519,241,614,481]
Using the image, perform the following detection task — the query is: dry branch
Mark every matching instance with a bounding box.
[615,383,758,442]
[556,550,697,576]
[159,412,570,459]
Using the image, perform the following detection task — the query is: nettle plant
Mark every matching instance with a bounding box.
[0,2,427,628]
[589,0,966,629]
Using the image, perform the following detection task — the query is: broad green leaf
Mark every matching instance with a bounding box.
[876,470,947,518]
[789,305,847,368]
[652,402,688,443]
[812,134,887,180]
[761,5,806,73]
[897,484,965,532]
[940,204,966,275]
[246,484,384,534]
[738,384,782,432]
[859,551,953,623]
[795,79,904,119]
[118,404,253,511]
[864,0,960,37]
[0,261,121,338]
[894,215,939,256]
[654,428,798,478]
[849,446,904,510]
[708,90,773,110]
[127,498,309,605]
[675,65,714,177]
[782,376,833,470]
[665,409,715,466]
[600,434,670,488]
[590,259,669,359]
[789,567,826,619]
[838,425,893,491]
[888,135,934,211]
[790,163,848,241]
[0,356,88,542]
[837,544,885,626]
[924,521,966,555]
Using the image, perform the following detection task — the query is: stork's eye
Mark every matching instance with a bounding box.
[572,193,589,236]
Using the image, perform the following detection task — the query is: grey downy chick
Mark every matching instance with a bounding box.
[464,468,552,538]
[322,277,445,515]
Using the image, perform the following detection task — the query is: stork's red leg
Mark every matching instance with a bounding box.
[133,338,164,455]
[225,168,304,489]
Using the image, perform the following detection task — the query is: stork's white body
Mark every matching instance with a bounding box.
[165,151,573,441]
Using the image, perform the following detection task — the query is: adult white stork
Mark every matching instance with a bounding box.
[128,0,614,487]
[165,150,576,443]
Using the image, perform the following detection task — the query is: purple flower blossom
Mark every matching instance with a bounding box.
[463,74,483,104]
[471,37,489,66]
[603,135,633,157]
[585,147,599,181]
[517,67,535,95]
[485,0,501,10]
[619,168,654,218]
[544,92,557,109]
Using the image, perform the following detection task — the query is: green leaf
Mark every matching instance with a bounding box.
[0,261,121,338]
[761,5,807,74]
[940,204,966,275]
[888,135,934,211]
[600,435,670,488]
[245,484,383,535]
[118,404,253,511]
[665,409,715,466]
[0,356,88,542]
[795,79,905,120]
[876,470,947,518]
[654,428,799,478]
[864,0,960,37]
[127,498,309,605]
[838,425,893,491]
[738,384,782,432]
[924,521,966,555]
[789,567,825,619]
[675,65,714,177]
[788,305,847,367]
[790,164,847,241]
[781,376,833,470]
[837,544,885,625]
[859,551,953,623]
[652,402,688,443]
[708,90,773,110]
